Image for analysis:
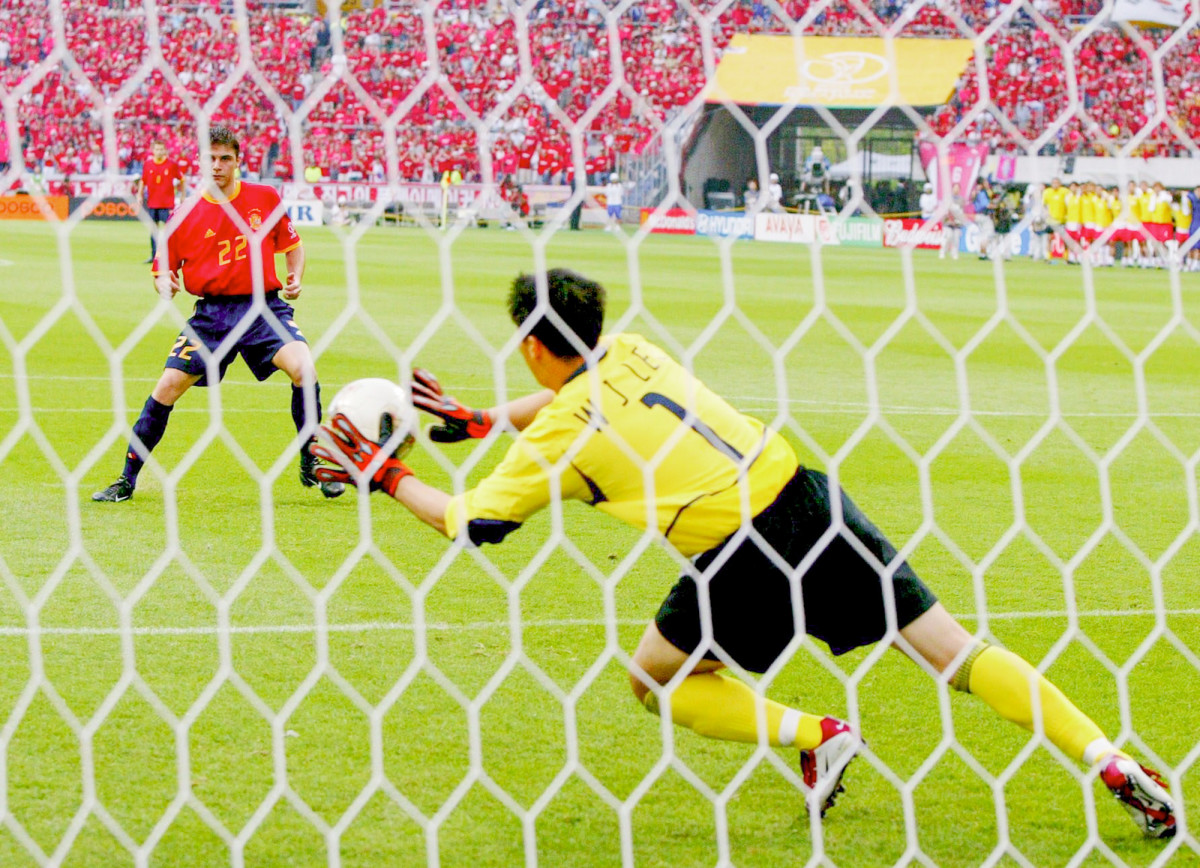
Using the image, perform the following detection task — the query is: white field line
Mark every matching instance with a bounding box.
[3,610,1198,638]
[5,404,1200,419]
[4,375,1196,417]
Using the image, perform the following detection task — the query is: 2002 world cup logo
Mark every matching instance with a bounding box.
[786,51,891,103]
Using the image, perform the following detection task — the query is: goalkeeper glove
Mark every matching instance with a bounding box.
[309,414,413,497]
[411,368,493,443]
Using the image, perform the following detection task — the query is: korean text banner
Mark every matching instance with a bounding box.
[706,35,975,108]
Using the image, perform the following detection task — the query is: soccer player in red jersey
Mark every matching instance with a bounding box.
[93,125,343,502]
[134,139,183,264]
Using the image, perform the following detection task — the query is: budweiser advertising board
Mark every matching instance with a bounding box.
[882,218,944,250]
[639,207,696,234]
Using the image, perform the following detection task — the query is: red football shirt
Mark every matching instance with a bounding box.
[158,181,301,298]
[141,156,182,209]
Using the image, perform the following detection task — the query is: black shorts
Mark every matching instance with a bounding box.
[147,207,171,224]
[655,468,937,672]
[164,291,306,387]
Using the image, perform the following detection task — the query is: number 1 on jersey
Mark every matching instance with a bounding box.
[640,392,743,462]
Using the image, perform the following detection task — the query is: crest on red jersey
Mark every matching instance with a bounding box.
[248,209,263,230]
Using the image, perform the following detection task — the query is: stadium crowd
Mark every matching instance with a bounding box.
[1,0,1198,187]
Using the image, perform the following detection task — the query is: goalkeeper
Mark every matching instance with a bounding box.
[311,268,1175,837]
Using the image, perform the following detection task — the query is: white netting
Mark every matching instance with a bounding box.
[1,0,1197,864]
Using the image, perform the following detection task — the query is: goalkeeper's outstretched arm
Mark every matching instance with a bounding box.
[311,414,453,535]
[390,477,451,536]
[411,367,553,440]
[489,389,554,431]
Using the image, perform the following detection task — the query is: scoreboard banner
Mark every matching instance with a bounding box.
[0,195,69,221]
[278,181,571,211]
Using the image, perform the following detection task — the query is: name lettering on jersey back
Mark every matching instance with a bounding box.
[571,398,608,429]
[601,379,629,406]
[629,345,662,371]
[574,344,665,421]
[619,343,664,383]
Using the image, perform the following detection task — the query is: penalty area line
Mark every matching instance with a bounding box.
[2,609,1198,637]
[3,378,1199,419]
[6,403,1200,419]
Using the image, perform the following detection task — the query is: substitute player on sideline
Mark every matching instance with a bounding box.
[311,268,1175,836]
[134,138,183,264]
[93,125,343,503]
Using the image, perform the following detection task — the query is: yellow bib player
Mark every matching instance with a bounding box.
[312,268,1177,836]
[1042,178,1068,225]
[1080,183,1098,236]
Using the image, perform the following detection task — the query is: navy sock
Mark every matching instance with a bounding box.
[292,382,322,440]
[123,396,173,484]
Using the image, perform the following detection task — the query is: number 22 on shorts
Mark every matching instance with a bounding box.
[169,335,200,361]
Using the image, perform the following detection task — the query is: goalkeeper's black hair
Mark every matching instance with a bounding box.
[508,269,606,358]
[210,124,240,155]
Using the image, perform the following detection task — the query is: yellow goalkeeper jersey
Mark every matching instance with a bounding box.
[444,333,799,556]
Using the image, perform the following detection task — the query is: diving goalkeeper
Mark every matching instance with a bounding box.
[310,268,1176,837]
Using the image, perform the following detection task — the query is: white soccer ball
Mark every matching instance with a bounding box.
[327,378,417,459]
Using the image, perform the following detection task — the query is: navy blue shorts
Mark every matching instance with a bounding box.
[165,292,306,387]
[655,468,937,672]
[147,207,171,224]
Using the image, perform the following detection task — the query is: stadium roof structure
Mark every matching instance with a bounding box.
[706,34,975,120]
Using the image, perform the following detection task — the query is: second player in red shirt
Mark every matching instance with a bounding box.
[135,139,183,263]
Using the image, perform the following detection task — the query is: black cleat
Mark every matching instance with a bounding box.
[300,446,344,499]
[92,476,134,503]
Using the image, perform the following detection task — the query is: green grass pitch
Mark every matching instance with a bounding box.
[1,219,1197,866]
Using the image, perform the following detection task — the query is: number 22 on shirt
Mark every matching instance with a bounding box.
[217,235,248,266]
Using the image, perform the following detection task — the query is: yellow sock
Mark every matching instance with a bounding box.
[966,646,1112,763]
[643,672,825,748]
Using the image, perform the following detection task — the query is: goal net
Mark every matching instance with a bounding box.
[0,0,1196,865]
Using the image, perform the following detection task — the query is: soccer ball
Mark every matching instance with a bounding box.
[327,378,417,459]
